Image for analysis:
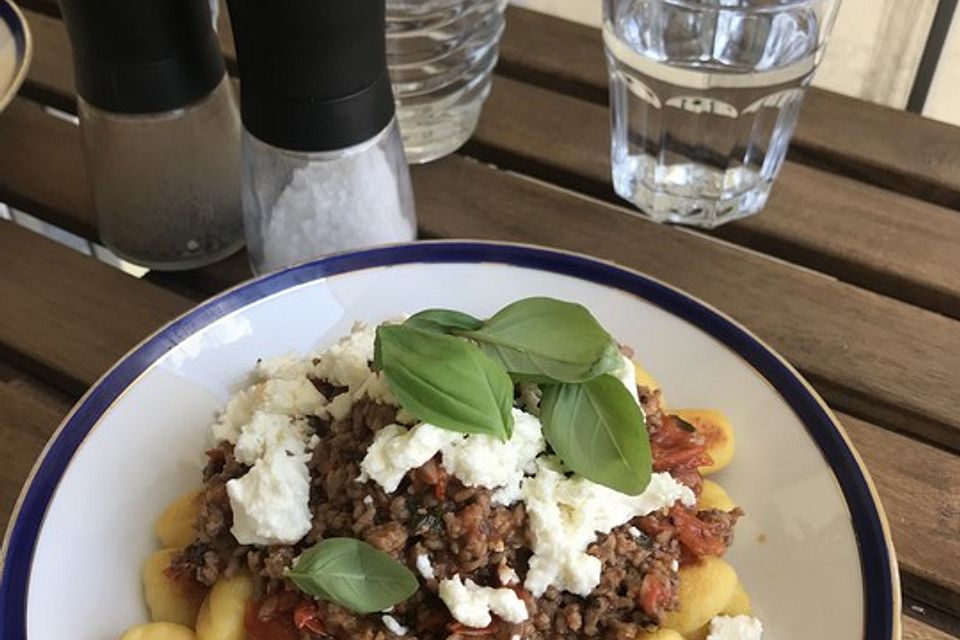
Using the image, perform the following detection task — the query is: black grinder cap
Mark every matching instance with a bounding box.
[59,0,226,114]
[226,0,395,152]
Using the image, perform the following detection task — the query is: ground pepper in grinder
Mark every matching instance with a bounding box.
[227,0,416,275]
[60,0,243,270]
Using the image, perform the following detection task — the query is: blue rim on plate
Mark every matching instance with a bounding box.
[0,241,898,638]
[0,0,33,113]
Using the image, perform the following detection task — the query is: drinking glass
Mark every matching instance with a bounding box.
[604,0,841,227]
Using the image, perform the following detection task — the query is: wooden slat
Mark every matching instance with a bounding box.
[497,5,960,211]
[3,93,960,451]
[0,221,191,393]
[19,7,960,325]
[0,376,71,532]
[1,220,958,621]
[466,76,960,321]
[905,616,959,640]
[0,98,93,237]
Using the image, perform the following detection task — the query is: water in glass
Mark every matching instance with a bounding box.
[386,0,507,163]
[605,0,837,227]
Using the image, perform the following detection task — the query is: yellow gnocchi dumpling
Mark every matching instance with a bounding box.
[672,409,735,475]
[661,556,738,635]
[638,629,685,640]
[195,572,255,640]
[684,581,753,640]
[696,480,736,512]
[721,581,752,616]
[154,489,203,548]
[119,621,196,640]
[143,549,204,626]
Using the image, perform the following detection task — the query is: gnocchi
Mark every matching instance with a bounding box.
[195,572,255,640]
[672,409,735,475]
[154,489,203,548]
[661,556,739,635]
[722,581,752,616]
[697,479,736,513]
[638,629,685,640]
[143,549,205,626]
[119,622,196,640]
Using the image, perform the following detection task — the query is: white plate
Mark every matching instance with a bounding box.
[0,241,899,639]
[0,0,31,113]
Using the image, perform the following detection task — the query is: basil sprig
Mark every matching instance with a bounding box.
[376,324,514,439]
[374,297,652,493]
[287,538,418,614]
[541,375,651,495]
[461,297,623,383]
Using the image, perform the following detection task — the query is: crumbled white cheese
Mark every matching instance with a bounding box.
[510,635,521,640]
[363,495,374,505]
[358,422,462,492]
[233,412,309,465]
[438,575,529,628]
[497,564,519,586]
[612,354,640,405]
[627,526,641,537]
[313,322,395,406]
[307,434,321,450]
[707,615,764,640]
[227,451,313,545]
[671,559,680,572]
[416,553,435,580]
[381,614,408,636]
[211,358,326,446]
[441,409,546,505]
[521,462,695,597]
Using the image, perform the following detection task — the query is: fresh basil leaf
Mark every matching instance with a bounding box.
[287,538,418,614]
[405,309,483,334]
[461,297,620,383]
[540,374,652,495]
[377,324,514,439]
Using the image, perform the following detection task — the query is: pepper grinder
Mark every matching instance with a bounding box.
[227,0,416,275]
[60,0,243,270]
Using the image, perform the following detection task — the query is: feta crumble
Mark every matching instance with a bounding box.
[416,553,435,580]
[438,575,529,628]
[440,409,546,506]
[381,614,408,636]
[521,462,695,597]
[612,353,641,405]
[707,615,764,640]
[226,451,312,545]
[313,322,395,407]
[358,422,462,492]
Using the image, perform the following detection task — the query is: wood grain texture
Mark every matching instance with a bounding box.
[0,98,93,237]
[0,222,191,393]
[2,95,960,451]
[497,5,960,210]
[0,376,71,532]
[466,76,960,321]
[410,157,960,453]
[841,412,960,614]
[905,616,959,640]
[19,7,960,324]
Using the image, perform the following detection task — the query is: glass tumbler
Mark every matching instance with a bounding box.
[386,0,507,163]
[604,0,841,227]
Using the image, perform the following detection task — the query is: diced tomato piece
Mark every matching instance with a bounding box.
[244,600,299,640]
[670,506,728,557]
[638,574,669,619]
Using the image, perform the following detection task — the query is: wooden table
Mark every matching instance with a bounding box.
[1,3,959,638]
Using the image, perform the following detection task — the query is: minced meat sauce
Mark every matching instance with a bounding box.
[171,383,741,640]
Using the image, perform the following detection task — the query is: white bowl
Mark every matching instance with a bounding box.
[0,241,899,639]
